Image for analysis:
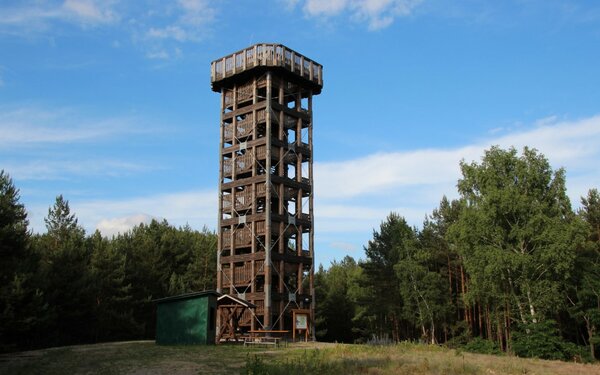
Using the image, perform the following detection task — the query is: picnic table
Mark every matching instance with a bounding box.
[243,330,289,347]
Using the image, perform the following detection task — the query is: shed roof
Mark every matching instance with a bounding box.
[153,290,221,304]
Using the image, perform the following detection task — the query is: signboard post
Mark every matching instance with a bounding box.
[292,309,311,342]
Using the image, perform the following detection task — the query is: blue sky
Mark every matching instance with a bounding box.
[1,0,599,267]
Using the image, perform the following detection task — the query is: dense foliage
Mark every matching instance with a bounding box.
[0,174,216,352]
[315,147,599,361]
[1,146,598,362]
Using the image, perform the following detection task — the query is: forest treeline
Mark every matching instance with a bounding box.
[315,146,599,361]
[1,146,599,362]
[0,174,217,352]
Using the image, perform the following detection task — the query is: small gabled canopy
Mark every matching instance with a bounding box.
[217,294,256,309]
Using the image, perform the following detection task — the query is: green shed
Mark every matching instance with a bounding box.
[155,291,220,345]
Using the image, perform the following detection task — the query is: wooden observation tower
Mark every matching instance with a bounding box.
[210,44,323,336]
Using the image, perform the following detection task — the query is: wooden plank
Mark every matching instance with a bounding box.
[220,252,266,264]
[271,251,312,265]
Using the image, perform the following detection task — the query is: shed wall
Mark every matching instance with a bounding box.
[156,295,217,345]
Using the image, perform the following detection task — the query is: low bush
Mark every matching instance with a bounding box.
[511,320,574,361]
[462,338,503,355]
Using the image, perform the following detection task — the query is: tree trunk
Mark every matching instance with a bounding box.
[584,315,596,360]
[486,305,493,340]
[504,299,511,353]
[478,304,483,337]
[430,318,436,345]
[590,326,596,361]
[526,287,537,323]
[447,253,453,293]
[507,271,527,325]
[392,313,400,343]
[460,265,470,328]
[496,309,503,351]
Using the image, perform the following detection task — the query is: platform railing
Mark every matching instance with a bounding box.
[211,44,323,87]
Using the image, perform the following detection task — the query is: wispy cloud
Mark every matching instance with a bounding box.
[4,159,156,181]
[23,114,600,264]
[290,0,424,30]
[62,0,118,24]
[311,114,600,263]
[0,106,152,148]
[27,189,216,237]
[0,0,118,32]
[77,190,216,236]
[96,214,158,237]
[0,1,215,60]
[315,115,600,203]
[329,241,358,253]
[141,0,216,59]
[0,105,162,182]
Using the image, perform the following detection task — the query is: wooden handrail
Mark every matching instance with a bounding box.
[211,43,323,89]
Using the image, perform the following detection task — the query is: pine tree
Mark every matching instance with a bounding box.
[89,230,139,341]
[0,170,29,279]
[36,195,92,346]
[359,213,413,341]
[314,257,361,343]
[0,171,45,351]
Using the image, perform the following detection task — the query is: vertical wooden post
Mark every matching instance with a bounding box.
[264,71,272,329]
[217,87,225,294]
[308,91,316,341]
[250,76,257,333]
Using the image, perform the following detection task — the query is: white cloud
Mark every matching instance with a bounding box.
[96,214,157,237]
[312,115,600,263]
[77,190,217,236]
[304,0,348,16]
[493,115,600,168]
[27,189,217,237]
[22,114,600,265]
[295,0,423,30]
[315,115,600,202]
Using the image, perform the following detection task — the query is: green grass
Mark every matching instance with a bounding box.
[0,341,256,375]
[1,341,599,375]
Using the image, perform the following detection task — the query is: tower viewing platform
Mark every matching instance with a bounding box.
[210,43,323,94]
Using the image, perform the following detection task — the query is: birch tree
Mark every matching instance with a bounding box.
[451,147,583,336]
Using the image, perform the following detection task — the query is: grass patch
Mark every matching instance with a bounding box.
[0,341,261,375]
[1,341,599,375]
